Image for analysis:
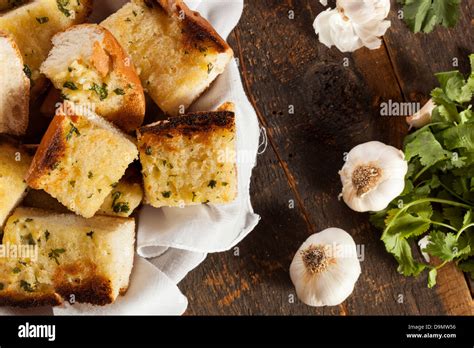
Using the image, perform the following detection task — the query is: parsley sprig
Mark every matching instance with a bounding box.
[398,0,462,33]
[371,54,474,287]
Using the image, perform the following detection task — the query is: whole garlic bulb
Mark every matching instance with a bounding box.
[313,0,391,52]
[339,141,408,212]
[290,228,361,307]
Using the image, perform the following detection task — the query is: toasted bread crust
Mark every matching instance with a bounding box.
[0,276,115,307]
[139,110,235,138]
[140,0,231,55]
[56,276,114,306]
[0,292,62,308]
[25,115,66,187]
[156,0,231,54]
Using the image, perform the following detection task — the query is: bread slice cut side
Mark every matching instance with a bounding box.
[0,207,135,307]
[0,138,32,228]
[0,32,29,135]
[26,102,139,218]
[0,0,93,98]
[41,24,145,132]
[24,168,143,218]
[137,102,237,207]
[101,0,233,115]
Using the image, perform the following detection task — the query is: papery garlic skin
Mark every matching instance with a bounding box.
[290,228,361,307]
[313,0,391,52]
[339,141,408,212]
[406,99,435,129]
[418,235,431,262]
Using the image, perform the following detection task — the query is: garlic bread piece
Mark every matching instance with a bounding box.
[26,102,138,218]
[0,207,135,307]
[101,0,233,115]
[41,24,145,132]
[0,0,93,97]
[0,139,32,227]
[137,102,237,207]
[0,31,29,135]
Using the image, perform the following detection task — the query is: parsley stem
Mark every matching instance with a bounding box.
[427,220,457,232]
[382,198,474,239]
[435,260,449,270]
[456,223,474,240]
[438,181,473,206]
[413,165,433,182]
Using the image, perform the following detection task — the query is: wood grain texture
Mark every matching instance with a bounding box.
[179,0,473,315]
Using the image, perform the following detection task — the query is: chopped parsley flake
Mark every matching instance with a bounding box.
[207,62,214,74]
[66,122,80,141]
[20,280,35,292]
[63,81,78,90]
[48,248,66,265]
[90,83,108,100]
[57,0,71,17]
[114,88,126,95]
[36,16,49,24]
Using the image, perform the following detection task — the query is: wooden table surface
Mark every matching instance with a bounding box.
[179,0,474,315]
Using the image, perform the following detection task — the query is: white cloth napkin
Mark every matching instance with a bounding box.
[0,0,260,316]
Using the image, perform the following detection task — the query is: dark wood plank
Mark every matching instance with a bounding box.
[181,0,472,314]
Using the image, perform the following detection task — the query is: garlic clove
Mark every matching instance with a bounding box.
[339,141,408,212]
[290,228,361,307]
[330,14,363,52]
[418,235,431,262]
[406,99,436,129]
[314,0,391,53]
[313,9,338,48]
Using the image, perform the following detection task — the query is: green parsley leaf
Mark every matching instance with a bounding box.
[48,248,66,265]
[63,81,78,90]
[398,0,462,33]
[90,83,108,100]
[57,0,71,17]
[404,129,451,167]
